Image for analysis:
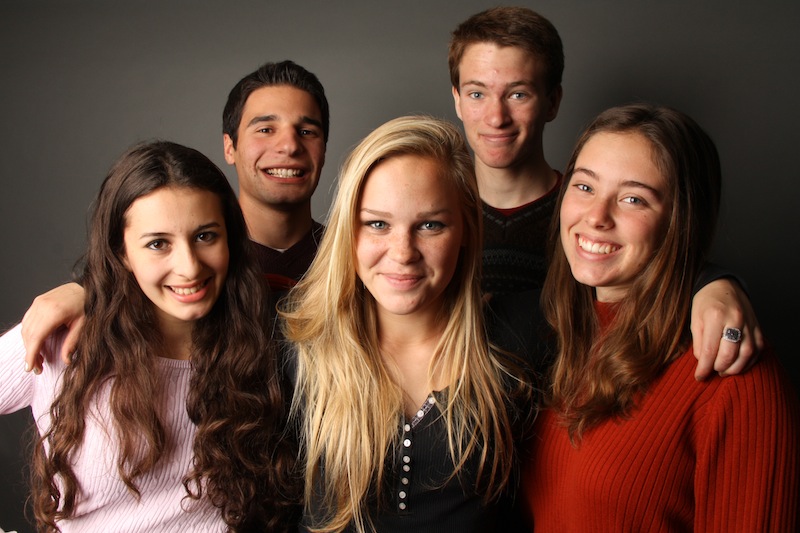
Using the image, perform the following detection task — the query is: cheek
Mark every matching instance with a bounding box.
[354,234,373,272]
[559,198,579,232]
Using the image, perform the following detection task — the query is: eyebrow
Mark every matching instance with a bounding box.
[460,79,534,89]
[360,207,454,218]
[247,114,323,130]
[572,167,664,197]
[138,222,223,240]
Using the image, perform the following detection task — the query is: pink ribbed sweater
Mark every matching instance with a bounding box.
[0,324,224,532]
[524,329,799,531]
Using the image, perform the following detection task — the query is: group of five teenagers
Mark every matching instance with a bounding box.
[7,115,777,533]
[22,7,762,381]
[0,142,298,531]
[280,116,534,532]
[523,104,799,530]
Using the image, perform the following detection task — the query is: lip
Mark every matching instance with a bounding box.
[262,165,307,178]
[167,278,212,303]
[576,234,621,256]
[479,131,518,145]
[381,273,423,289]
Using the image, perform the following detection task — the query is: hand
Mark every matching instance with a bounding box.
[21,282,87,373]
[690,278,764,380]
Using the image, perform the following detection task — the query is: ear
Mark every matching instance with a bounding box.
[545,85,563,123]
[452,86,463,121]
[222,134,236,165]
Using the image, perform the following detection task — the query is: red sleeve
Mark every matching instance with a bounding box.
[693,350,799,531]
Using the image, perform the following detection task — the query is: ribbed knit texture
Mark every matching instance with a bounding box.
[523,323,800,531]
[0,324,224,532]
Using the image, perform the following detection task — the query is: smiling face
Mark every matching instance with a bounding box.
[122,186,229,335]
[452,42,561,173]
[355,155,465,323]
[223,85,326,211]
[560,132,671,302]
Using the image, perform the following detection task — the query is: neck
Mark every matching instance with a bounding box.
[239,195,313,250]
[158,321,193,360]
[475,155,557,209]
[377,311,447,414]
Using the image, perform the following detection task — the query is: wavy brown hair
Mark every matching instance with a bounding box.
[542,103,722,440]
[30,141,299,531]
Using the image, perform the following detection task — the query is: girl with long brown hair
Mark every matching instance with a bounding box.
[525,103,799,530]
[0,141,297,531]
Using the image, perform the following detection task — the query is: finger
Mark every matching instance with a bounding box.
[745,325,766,371]
[692,321,716,381]
[60,317,84,364]
[21,312,46,374]
[721,325,763,376]
[718,341,753,376]
[713,338,743,375]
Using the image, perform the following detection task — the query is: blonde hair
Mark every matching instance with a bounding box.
[281,115,520,532]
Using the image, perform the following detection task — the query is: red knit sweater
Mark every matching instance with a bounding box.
[524,320,799,531]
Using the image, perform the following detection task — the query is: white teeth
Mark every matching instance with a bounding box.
[171,280,207,295]
[266,168,302,177]
[578,236,618,255]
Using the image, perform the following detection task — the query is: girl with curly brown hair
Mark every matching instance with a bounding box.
[0,141,298,532]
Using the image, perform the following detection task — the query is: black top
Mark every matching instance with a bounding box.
[297,292,553,533]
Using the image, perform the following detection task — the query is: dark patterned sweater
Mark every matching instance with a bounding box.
[481,175,560,295]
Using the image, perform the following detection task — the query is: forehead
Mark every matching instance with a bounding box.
[125,187,223,229]
[458,42,544,83]
[575,132,665,186]
[240,85,321,125]
[360,155,461,208]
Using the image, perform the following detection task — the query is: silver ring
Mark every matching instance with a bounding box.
[722,327,743,343]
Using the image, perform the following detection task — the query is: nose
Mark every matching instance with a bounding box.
[173,244,203,279]
[584,197,614,229]
[388,230,420,264]
[275,128,303,156]
[484,97,510,128]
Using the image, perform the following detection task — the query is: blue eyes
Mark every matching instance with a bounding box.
[364,221,445,231]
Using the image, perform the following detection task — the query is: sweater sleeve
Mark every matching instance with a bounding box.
[693,351,799,531]
[0,324,34,414]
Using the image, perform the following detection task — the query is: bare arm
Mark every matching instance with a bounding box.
[690,278,764,380]
[21,282,86,373]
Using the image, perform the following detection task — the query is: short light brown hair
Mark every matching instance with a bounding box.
[449,6,564,93]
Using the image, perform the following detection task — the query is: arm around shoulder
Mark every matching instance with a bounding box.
[21,282,86,373]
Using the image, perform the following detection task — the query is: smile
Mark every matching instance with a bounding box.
[383,273,423,287]
[169,278,210,295]
[578,236,620,255]
[265,168,304,178]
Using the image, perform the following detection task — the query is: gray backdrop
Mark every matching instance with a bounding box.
[1,1,798,529]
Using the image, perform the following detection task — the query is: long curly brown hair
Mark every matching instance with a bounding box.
[30,141,300,531]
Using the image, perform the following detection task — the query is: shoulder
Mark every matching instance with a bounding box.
[0,323,67,413]
[679,347,800,434]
